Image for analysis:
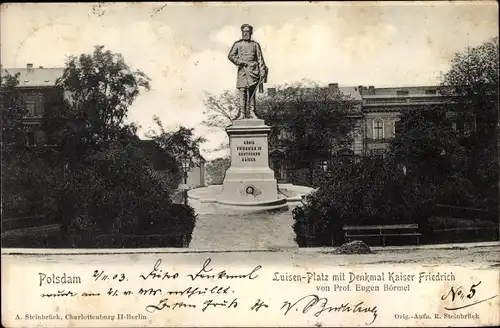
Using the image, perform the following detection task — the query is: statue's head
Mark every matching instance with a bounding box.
[241,24,253,41]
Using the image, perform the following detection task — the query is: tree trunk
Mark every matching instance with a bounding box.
[309,160,315,186]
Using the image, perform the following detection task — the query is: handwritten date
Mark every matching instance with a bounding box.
[92,270,126,282]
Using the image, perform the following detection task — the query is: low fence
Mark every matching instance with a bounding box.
[432,205,497,222]
[2,214,191,248]
[296,227,499,247]
[2,214,59,230]
[92,233,189,248]
[2,215,64,248]
[428,227,499,244]
[294,205,499,247]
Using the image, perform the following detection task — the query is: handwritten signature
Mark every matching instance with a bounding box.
[441,281,498,311]
[281,294,378,325]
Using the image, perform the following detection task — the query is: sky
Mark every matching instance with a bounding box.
[2,2,498,159]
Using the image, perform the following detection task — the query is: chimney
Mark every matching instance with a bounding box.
[27,63,34,72]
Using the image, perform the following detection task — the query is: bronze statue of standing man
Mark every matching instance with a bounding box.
[228,24,268,120]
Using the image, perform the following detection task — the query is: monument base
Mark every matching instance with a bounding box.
[216,119,285,208]
[218,168,284,206]
[188,183,315,213]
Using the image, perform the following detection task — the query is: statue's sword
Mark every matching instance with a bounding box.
[250,67,266,101]
[242,64,266,118]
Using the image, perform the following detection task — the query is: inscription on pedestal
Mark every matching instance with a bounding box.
[220,120,281,205]
[236,140,262,162]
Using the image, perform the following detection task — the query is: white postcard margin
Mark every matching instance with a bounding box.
[2,250,499,327]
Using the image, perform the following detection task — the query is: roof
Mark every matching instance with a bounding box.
[358,85,455,97]
[338,86,362,101]
[1,67,64,87]
[265,85,362,102]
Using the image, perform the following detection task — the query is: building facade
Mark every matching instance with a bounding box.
[266,83,453,182]
[2,64,65,146]
[359,85,455,155]
[265,83,364,182]
[182,161,206,189]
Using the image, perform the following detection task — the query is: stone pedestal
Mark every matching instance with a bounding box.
[217,119,284,206]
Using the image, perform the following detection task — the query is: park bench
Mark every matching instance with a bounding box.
[343,224,422,246]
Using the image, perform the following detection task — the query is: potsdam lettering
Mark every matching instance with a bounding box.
[39,273,82,286]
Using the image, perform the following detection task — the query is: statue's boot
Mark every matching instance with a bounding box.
[248,98,257,119]
[238,87,249,119]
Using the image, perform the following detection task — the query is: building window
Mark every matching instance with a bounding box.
[393,119,402,136]
[373,119,384,139]
[425,89,437,95]
[26,131,35,146]
[445,111,457,120]
[24,94,43,117]
[278,129,289,141]
[26,100,36,116]
[34,98,43,116]
[397,90,409,96]
[275,129,294,143]
[446,111,458,132]
[464,113,477,136]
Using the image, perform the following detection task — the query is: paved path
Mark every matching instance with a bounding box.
[188,201,298,250]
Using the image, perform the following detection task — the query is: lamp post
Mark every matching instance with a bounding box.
[321,160,328,172]
[181,151,190,185]
[181,151,190,206]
